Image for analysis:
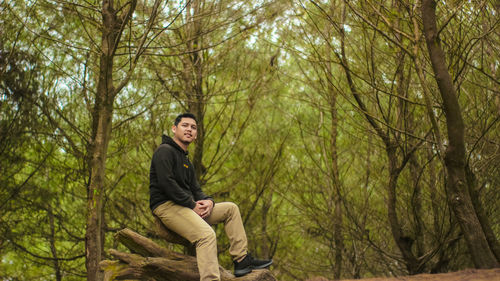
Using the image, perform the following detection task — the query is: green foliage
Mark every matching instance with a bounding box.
[0,0,499,280]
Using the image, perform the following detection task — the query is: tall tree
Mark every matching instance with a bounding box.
[83,0,171,278]
[421,0,499,269]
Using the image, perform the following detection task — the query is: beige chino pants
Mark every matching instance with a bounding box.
[153,201,248,281]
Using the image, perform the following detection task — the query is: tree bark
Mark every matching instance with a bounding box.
[421,0,499,269]
[328,65,343,281]
[328,6,343,279]
[465,167,500,261]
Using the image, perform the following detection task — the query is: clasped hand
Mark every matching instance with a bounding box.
[193,200,213,219]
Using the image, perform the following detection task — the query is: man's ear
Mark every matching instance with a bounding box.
[171,125,177,134]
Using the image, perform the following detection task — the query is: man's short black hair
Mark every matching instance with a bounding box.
[174,112,197,126]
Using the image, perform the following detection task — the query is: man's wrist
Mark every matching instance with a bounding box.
[207,198,215,207]
[190,200,197,209]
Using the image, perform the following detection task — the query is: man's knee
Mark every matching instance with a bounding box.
[224,202,239,213]
[228,202,242,217]
[196,227,216,247]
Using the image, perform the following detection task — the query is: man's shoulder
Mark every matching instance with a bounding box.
[158,142,174,149]
[154,143,177,156]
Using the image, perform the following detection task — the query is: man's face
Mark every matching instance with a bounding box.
[172,117,197,144]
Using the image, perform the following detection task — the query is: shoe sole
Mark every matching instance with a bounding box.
[234,267,252,277]
[234,260,273,277]
[253,260,273,269]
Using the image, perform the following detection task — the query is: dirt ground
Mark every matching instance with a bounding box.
[307,268,500,281]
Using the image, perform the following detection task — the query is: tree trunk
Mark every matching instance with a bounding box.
[465,166,500,261]
[421,0,499,269]
[328,74,343,281]
[338,9,420,273]
[48,205,62,281]
[409,156,425,259]
[326,6,343,277]
[86,1,137,280]
[86,32,114,281]
[86,104,113,281]
[181,0,206,182]
[386,146,419,274]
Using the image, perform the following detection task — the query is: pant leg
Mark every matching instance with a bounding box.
[205,202,248,261]
[153,201,220,281]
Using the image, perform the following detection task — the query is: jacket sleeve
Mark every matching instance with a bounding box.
[190,176,213,203]
[153,146,197,209]
[187,160,213,204]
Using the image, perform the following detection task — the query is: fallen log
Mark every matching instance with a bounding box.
[100,228,276,281]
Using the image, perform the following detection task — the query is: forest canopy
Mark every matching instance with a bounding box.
[0,0,499,280]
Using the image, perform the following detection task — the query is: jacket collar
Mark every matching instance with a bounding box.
[162,134,189,155]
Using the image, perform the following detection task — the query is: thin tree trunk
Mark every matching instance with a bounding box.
[182,0,206,181]
[465,166,500,261]
[326,5,343,277]
[261,191,272,258]
[473,8,500,261]
[86,41,113,281]
[338,2,429,273]
[409,156,425,258]
[324,90,343,280]
[421,0,499,269]
[86,1,137,280]
[48,205,62,281]
[386,147,419,274]
[87,102,113,281]
[328,73,343,281]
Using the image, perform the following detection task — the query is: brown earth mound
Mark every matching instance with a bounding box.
[307,268,500,281]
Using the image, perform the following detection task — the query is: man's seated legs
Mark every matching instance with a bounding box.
[153,201,220,281]
[205,202,273,277]
[205,202,248,261]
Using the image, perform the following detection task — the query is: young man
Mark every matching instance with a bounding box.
[149,113,272,281]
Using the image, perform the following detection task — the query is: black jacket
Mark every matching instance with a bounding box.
[149,135,211,211]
